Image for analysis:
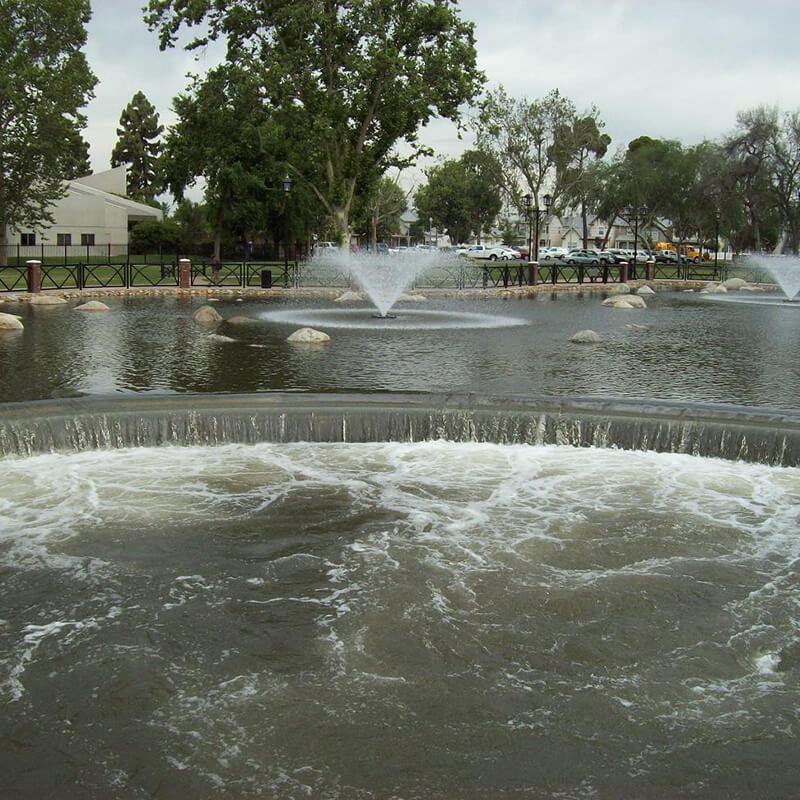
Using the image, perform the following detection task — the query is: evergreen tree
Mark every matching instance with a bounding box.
[111,91,164,202]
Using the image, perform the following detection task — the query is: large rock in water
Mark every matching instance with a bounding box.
[569,329,601,344]
[75,300,110,312]
[602,294,647,309]
[334,291,364,303]
[287,327,330,343]
[0,312,23,330]
[192,305,223,325]
[29,294,67,305]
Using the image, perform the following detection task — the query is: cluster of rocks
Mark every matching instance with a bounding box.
[0,293,110,331]
[569,283,654,344]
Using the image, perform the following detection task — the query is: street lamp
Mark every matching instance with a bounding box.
[523,194,532,262]
[714,209,721,277]
[534,193,552,265]
[629,204,648,280]
[283,174,292,287]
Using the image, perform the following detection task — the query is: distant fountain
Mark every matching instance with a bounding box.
[748,254,800,300]
[317,247,440,317]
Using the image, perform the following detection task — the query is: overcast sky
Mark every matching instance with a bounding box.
[83,0,800,199]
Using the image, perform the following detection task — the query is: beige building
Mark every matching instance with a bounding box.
[9,166,162,255]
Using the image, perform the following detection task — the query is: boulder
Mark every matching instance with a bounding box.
[75,300,110,312]
[636,285,656,295]
[602,294,646,309]
[569,329,601,344]
[205,333,238,343]
[192,305,223,324]
[722,277,747,290]
[397,292,427,302]
[709,283,728,294]
[607,283,632,295]
[334,290,364,303]
[0,312,23,330]
[287,327,330,343]
[29,294,67,305]
[0,293,21,303]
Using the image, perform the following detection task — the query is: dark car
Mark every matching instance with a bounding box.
[655,250,680,264]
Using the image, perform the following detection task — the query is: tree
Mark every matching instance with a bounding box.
[476,87,576,213]
[724,106,780,252]
[146,0,484,244]
[163,64,311,258]
[414,151,502,244]
[62,127,92,180]
[111,91,164,202]
[0,0,96,260]
[551,110,611,247]
[352,176,409,250]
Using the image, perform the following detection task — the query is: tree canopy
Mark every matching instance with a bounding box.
[414,150,502,244]
[0,0,96,254]
[146,0,484,243]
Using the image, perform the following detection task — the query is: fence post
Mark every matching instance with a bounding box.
[527,261,539,286]
[178,258,191,288]
[26,260,41,293]
[646,261,655,282]
[619,262,629,284]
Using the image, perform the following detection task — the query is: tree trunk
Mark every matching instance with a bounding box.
[332,206,350,249]
[0,222,7,267]
[370,210,377,252]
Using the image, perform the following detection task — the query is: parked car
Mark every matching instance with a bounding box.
[655,250,680,264]
[547,247,569,259]
[465,245,521,261]
[564,249,601,266]
[597,250,617,265]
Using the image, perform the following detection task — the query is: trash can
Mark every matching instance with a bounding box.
[260,269,272,288]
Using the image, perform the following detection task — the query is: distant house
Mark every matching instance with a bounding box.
[8,166,162,255]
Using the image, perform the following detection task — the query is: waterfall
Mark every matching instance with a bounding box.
[1,393,799,466]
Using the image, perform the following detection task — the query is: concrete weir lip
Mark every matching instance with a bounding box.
[1,392,800,466]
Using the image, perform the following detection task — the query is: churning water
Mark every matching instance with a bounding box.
[2,441,799,798]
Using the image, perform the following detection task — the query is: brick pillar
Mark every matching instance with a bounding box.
[619,262,629,284]
[646,260,655,282]
[178,258,191,289]
[527,261,539,286]
[26,260,41,293]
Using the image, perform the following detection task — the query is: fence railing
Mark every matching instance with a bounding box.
[0,252,771,294]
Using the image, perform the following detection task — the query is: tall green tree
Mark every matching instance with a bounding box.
[414,150,502,244]
[353,176,409,250]
[724,106,780,252]
[62,126,92,180]
[0,0,96,259]
[164,64,312,257]
[111,90,164,202]
[146,0,484,244]
[551,110,611,247]
[476,87,576,214]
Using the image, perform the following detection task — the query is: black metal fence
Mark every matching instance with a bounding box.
[0,250,776,294]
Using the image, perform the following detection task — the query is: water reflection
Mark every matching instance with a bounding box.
[1,291,800,408]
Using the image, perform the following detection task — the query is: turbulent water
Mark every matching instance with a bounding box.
[2,441,799,798]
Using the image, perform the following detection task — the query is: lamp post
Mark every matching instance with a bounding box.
[629,204,648,281]
[283,174,292,287]
[523,194,532,262]
[714,210,721,278]
[534,193,552,265]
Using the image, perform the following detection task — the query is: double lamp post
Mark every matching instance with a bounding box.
[523,192,552,264]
